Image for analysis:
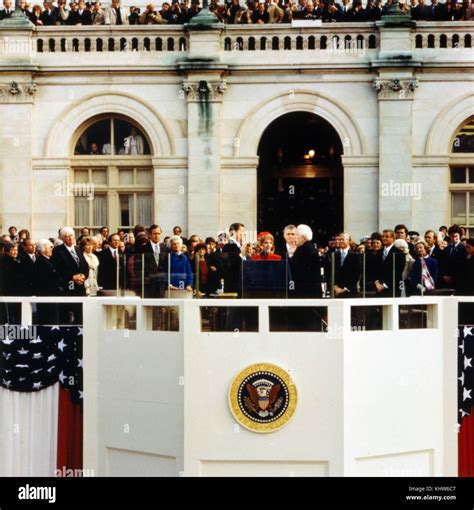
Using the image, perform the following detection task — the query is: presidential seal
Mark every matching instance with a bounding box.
[228,363,297,433]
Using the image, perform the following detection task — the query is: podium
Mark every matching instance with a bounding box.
[83,296,459,476]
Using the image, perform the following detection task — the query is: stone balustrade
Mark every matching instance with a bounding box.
[30,21,474,55]
[413,21,473,48]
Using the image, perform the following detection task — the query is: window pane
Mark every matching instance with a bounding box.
[74,170,89,183]
[137,168,152,186]
[469,167,474,183]
[93,195,107,227]
[75,119,111,155]
[452,119,474,153]
[120,194,134,227]
[452,193,467,222]
[470,192,474,222]
[74,197,89,227]
[92,170,107,185]
[136,194,152,226]
[119,169,134,185]
[200,307,259,332]
[450,167,466,184]
[114,119,150,155]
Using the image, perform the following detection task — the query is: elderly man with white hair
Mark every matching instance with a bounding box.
[289,224,323,298]
[51,227,89,297]
[51,227,90,323]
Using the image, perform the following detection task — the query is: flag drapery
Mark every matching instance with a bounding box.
[0,326,83,476]
[458,324,474,477]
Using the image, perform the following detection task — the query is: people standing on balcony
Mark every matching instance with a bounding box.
[39,1,56,24]
[252,0,270,22]
[91,1,105,23]
[104,0,129,24]
[64,1,92,25]
[462,0,474,19]
[0,0,13,19]
[345,0,363,19]
[364,0,382,20]
[52,0,69,24]
[160,1,175,21]
[128,5,140,23]
[30,5,45,25]
[412,0,430,21]
[138,2,166,23]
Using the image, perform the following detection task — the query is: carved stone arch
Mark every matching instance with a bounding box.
[44,91,180,157]
[233,89,366,158]
[425,93,474,155]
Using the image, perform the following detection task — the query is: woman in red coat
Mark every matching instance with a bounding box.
[251,233,282,261]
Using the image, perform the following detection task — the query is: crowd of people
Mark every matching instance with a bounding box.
[0,221,473,304]
[1,0,473,26]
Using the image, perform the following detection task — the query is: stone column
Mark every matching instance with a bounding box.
[31,159,70,239]
[153,157,188,235]
[220,157,259,235]
[180,77,227,238]
[0,79,37,233]
[342,155,379,240]
[374,75,419,231]
[0,24,36,233]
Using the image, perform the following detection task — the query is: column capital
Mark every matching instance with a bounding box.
[0,80,36,103]
[180,79,227,103]
[372,77,418,100]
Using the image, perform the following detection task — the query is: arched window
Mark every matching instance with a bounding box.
[71,115,153,236]
[450,118,474,236]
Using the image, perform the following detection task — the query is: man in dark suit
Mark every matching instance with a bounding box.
[138,224,169,298]
[331,233,361,297]
[206,232,227,294]
[0,0,14,20]
[19,238,37,296]
[98,233,125,292]
[411,0,430,19]
[222,222,245,294]
[51,227,89,323]
[374,229,405,297]
[65,1,92,24]
[40,1,58,24]
[441,225,467,293]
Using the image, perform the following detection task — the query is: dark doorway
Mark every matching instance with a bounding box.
[257,112,343,247]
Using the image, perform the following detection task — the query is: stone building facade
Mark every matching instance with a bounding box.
[0,19,473,241]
